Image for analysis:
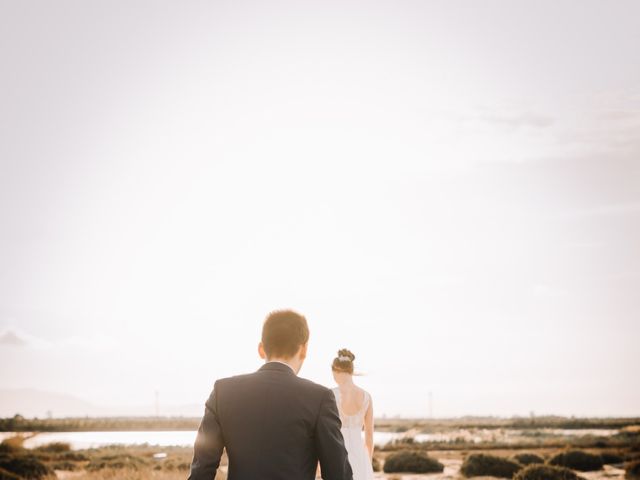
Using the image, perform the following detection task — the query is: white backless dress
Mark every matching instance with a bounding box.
[332,387,375,480]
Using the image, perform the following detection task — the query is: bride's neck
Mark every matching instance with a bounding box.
[337,376,355,387]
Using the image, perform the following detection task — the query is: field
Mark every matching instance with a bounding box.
[1,417,639,480]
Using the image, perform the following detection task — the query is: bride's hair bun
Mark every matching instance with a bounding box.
[337,349,355,361]
[332,348,355,374]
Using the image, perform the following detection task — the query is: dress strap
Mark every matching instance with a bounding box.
[363,390,370,412]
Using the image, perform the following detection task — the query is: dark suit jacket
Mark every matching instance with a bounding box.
[188,361,353,480]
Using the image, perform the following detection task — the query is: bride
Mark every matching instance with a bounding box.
[331,349,374,480]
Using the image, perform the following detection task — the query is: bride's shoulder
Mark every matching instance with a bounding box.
[355,385,369,395]
[359,387,372,401]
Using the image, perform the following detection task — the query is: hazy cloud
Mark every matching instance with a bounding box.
[58,334,117,351]
[568,202,640,218]
[0,327,113,350]
[530,284,568,298]
[598,110,638,121]
[0,330,28,347]
[0,328,51,349]
[478,111,555,129]
[555,92,640,156]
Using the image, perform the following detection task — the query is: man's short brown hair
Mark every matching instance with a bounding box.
[262,310,309,358]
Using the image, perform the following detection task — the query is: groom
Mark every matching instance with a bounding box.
[188,310,353,480]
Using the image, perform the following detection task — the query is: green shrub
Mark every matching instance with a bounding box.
[515,464,586,480]
[627,460,640,480]
[383,450,444,473]
[600,451,624,465]
[0,453,52,479]
[0,467,22,480]
[513,453,545,465]
[549,450,603,471]
[460,453,522,478]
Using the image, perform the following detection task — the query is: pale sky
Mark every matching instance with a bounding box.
[1,0,639,418]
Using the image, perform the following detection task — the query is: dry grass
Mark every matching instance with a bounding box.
[57,467,227,480]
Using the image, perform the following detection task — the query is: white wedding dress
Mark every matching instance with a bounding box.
[332,387,375,480]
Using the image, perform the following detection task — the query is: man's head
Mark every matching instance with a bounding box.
[258,309,309,374]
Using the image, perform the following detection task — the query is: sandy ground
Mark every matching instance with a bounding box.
[55,464,626,480]
[373,466,626,480]
[371,455,627,480]
[53,451,628,480]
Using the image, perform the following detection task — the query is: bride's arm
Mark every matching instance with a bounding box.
[364,397,374,460]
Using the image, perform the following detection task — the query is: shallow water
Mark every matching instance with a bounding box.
[0,427,621,450]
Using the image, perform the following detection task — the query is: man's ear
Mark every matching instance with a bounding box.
[299,342,308,360]
[258,342,267,359]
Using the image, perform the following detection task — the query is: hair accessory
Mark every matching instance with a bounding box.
[338,355,352,362]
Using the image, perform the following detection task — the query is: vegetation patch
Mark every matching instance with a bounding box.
[600,451,625,465]
[0,452,52,479]
[383,450,444,473]
[549,450,603,471]
[50,460,79,471]
[513,453,545,465]
[372,456,381,472]
[0,467,22,480]
[87,453,149,471]
[626,460,640,480]
[0,439,23,454]
[460,453,522,478]
[154,458,191,471]
[514,464,586,480]
[34,442,71,453]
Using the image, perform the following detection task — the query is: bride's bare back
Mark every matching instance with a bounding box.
[336,384,367,416]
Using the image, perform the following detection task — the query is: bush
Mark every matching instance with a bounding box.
[513,453,545,465]
[460,453,522,478]
[59,451,88,462]
[156,458,191,471]
[549,450,603,471]
[0,468,22,480]
[372,456,381,472]
[0,439,23,454]
[383,451,444,474]
[515,464,586,480]
[627,461,640,480]
[34,442,70,454]
[600,451,624,465]
[0,446,15,457]
[625,452,640,462]
[0,453,52,479]
[32,446,85,464]
[50,460,78,471]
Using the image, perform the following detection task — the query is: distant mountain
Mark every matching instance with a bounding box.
[0,389,101,418]
[0,389,204,418]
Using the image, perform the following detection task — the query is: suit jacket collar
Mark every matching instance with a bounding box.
[259,361,296,375]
